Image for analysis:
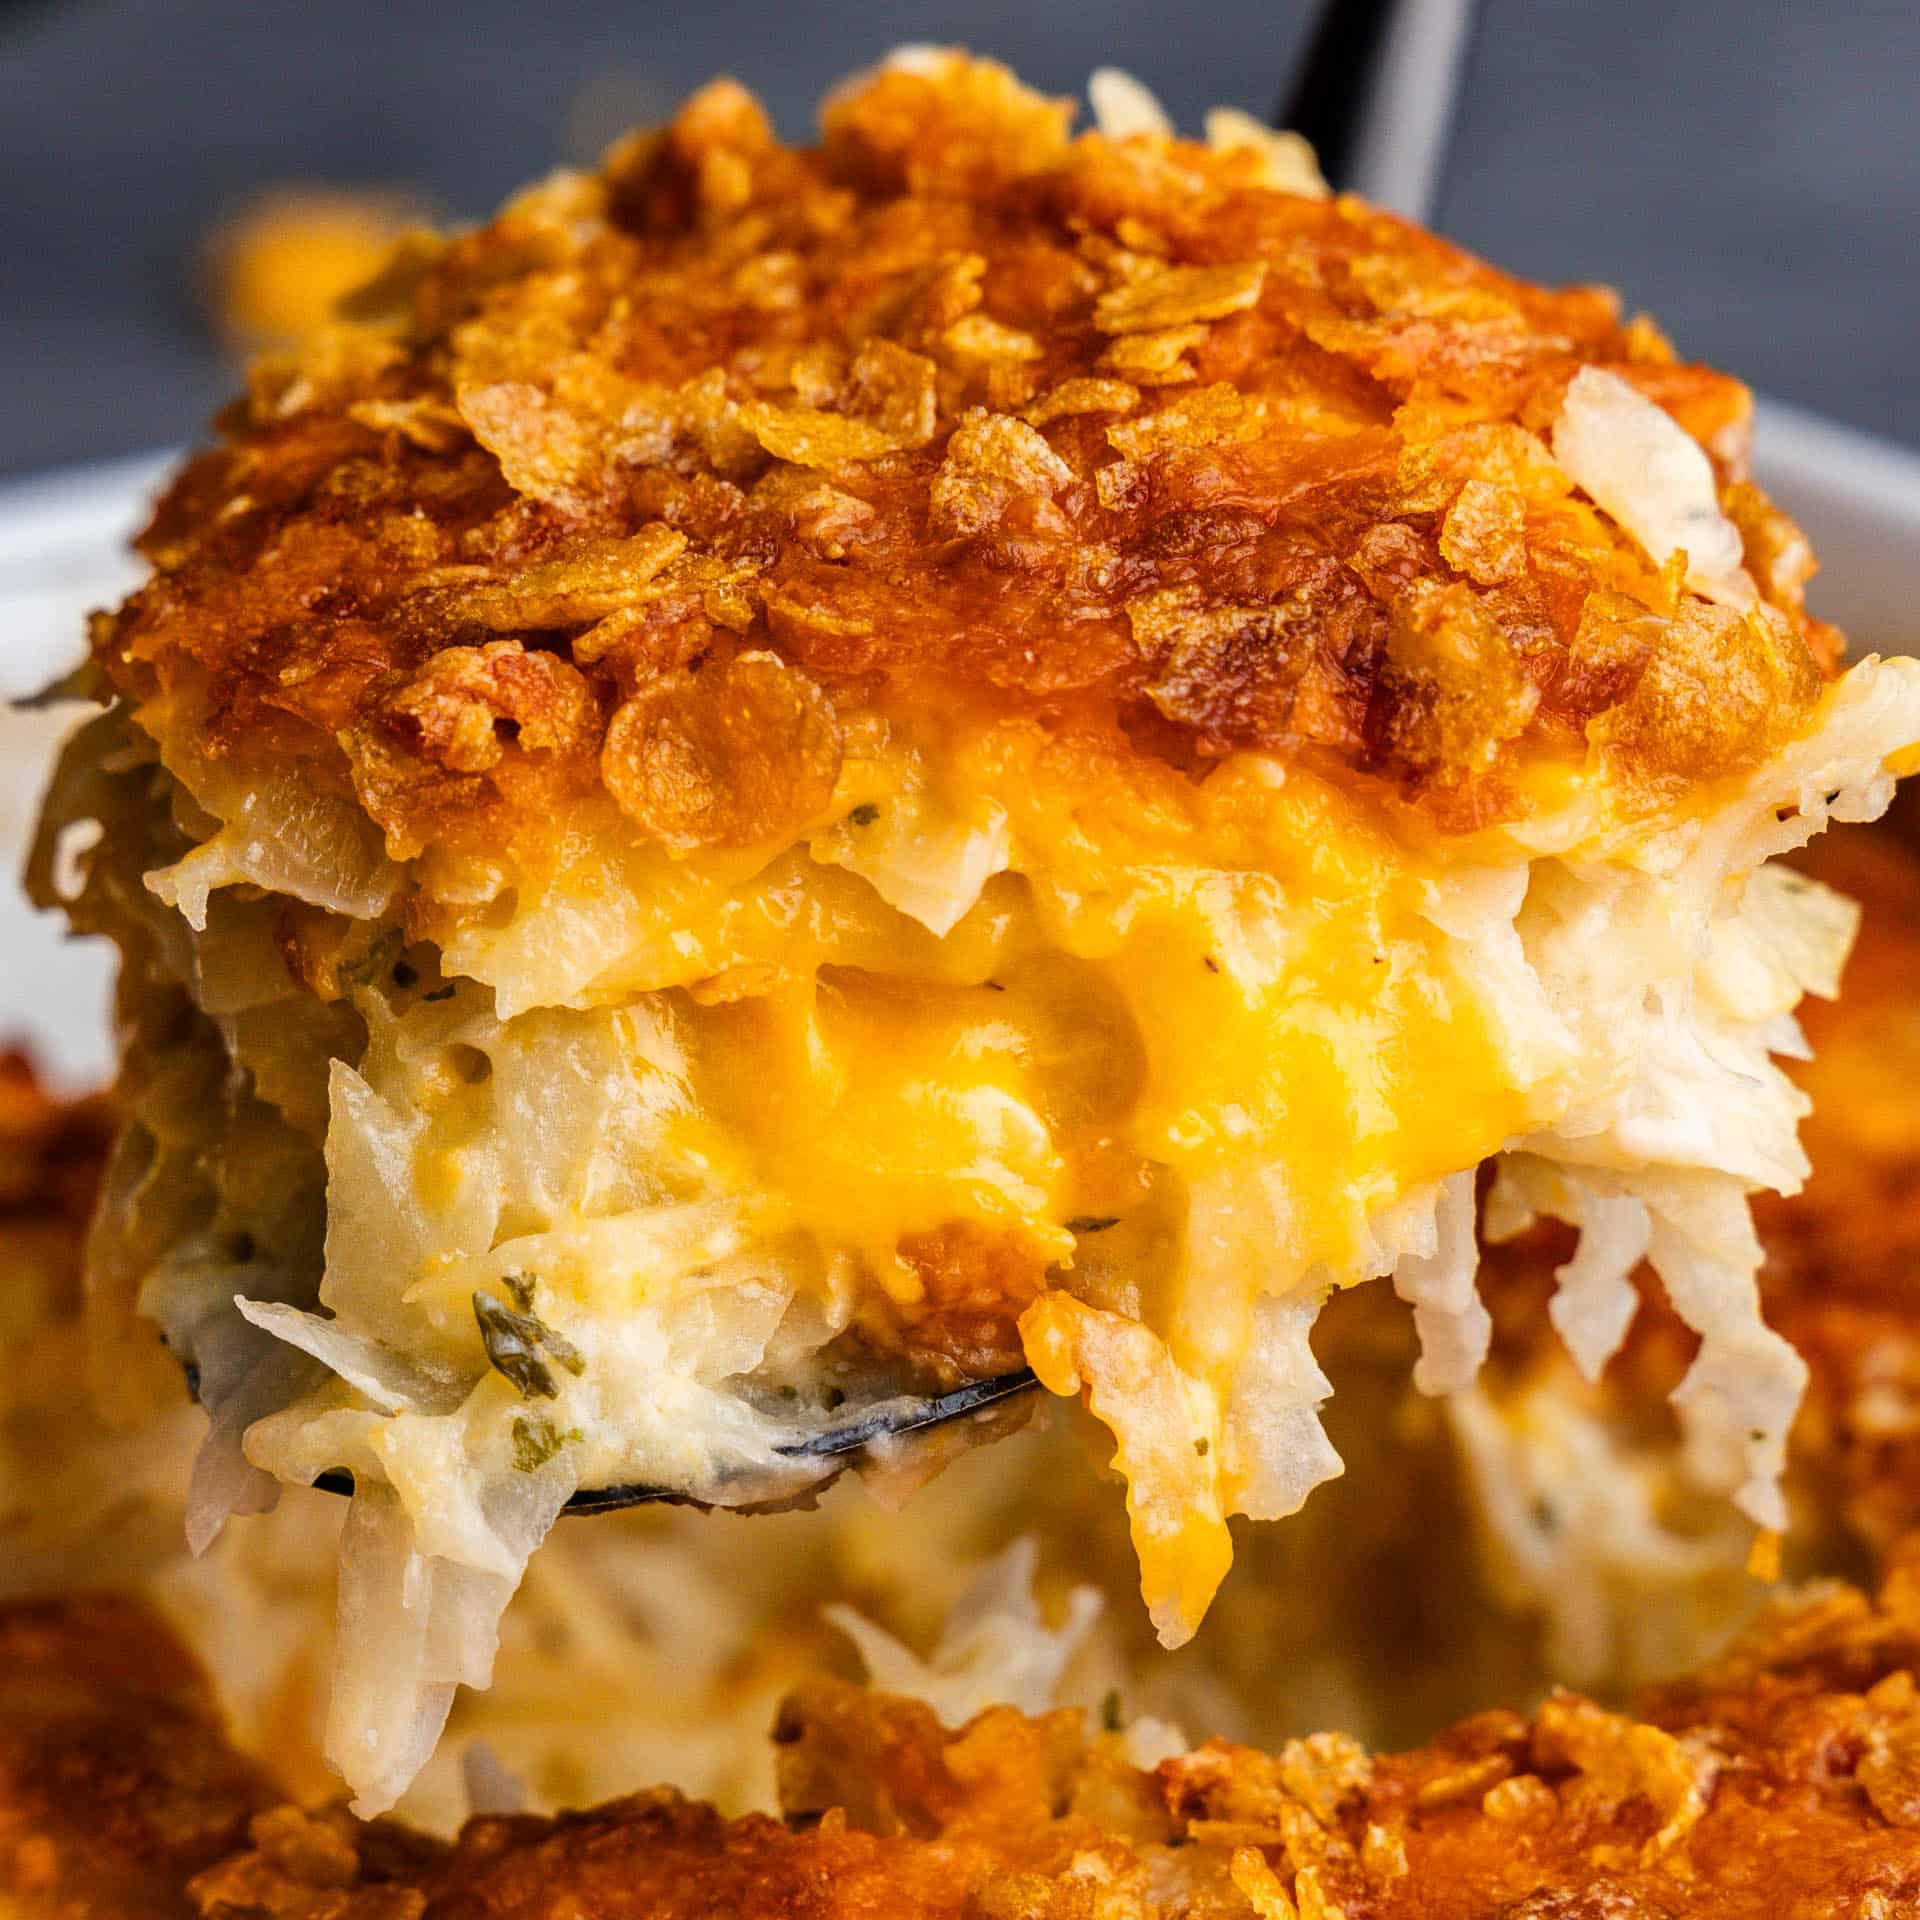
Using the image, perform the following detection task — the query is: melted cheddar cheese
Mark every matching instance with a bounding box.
[296,702,1576,1640]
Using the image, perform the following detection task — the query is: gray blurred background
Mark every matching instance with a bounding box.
[2,0,1916,479]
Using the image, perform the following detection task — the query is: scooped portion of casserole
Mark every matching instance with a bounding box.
[31,49,1920,1810]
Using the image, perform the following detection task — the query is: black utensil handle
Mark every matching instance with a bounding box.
[1277,0,1398,192]
[1276,0,1481,223]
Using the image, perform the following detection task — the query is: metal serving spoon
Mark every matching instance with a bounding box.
[300,1370,1042,1514]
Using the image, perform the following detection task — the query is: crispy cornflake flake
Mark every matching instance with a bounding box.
[1203,108,1329,196]
[457,380,603,511]
[983,361,1039,412]
[1411,1754,1512,1810]
[1379,577,1539,779]
[370,640,598,776]
[1095,458,1147,512]
[1360,1823,1409,1877]
[909,253,987,336]
[1533,1693,1716,1863]
[344,395,469,452]
[602,649,841,852]
[1229,1850,1302,1919]
[1860,1720,1920,1827]
[1131,585,1314,740]
[1100,323,1209,383]
[1725,478,1818,610]
[1277,1731,1372,1822]
[571,552,764,665]
[456,526,690,628]
[780,482,878,561]
[247,328,405,422]
[1439,479,1528,586]
[928,409,1074,538]
[1592,594,1821,781]
[1480,1773,1556,1822]
[823,49,1075,194]
[1023,377,1142,426]
[1094,260,1266,334]
[738,399,904,468]
[670,368,764,477]
[1393,419,1567,515]
[847,339,940,446]
[1107,383,1260,458]
[941,312,1044,362]
[1621,309,1679,363]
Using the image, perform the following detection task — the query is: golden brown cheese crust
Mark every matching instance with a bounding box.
[0,1595,276,1919]
[99,54,1840,868]
[52,1558,1920,1919]
[0,1050,114,1236]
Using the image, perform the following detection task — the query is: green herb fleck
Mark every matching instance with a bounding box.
[1066,1215,1120,1235]
[503,1271,537,1312]
[511,1413,581,1473]
[338,926,404,990]
[847,803,881,828]
[474,1288,584,1397]
[1100,1689,1123,1733]
[541,1321,585,1376]
[475,1293,556,1398]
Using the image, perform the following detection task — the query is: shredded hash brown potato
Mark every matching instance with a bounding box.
[30,48,1920,1809]
[18,1559,1920,1916]
[14,775,1920,1838]
[1446,794,1920,1676]
[0,1046,1521,1830]
[0,1049,1541,1832]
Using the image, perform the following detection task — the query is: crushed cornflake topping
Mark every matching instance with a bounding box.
[1533,1692,1718,1863]
[1107,382,1263,457]
[1022,376,1142,425]
[928,408,1075,538]
[85,51,1849,864]
[1093,260,1267,333]
[1203,107,1329,196]
[738,399,906,468]
[1099,321,1210,383]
